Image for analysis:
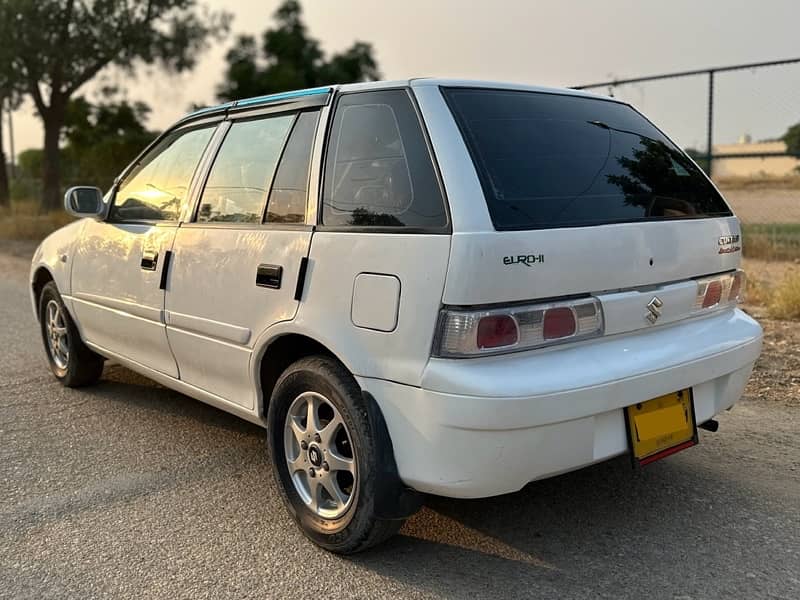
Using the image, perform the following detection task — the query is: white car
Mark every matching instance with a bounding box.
[30,79,762,553]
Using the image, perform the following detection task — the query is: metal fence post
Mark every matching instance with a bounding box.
[706,70,715,176]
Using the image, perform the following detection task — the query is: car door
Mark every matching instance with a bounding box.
[70,123,218,377]
[163,107,321,408]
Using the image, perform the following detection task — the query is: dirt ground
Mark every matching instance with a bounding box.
[719,186,800,224]
[738,313,800,406]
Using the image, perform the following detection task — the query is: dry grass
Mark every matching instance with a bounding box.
[715,174,800,191]
[741,224,800,261]
[768,275,800,320]
[0,199,74,241]
[742,258,800,321]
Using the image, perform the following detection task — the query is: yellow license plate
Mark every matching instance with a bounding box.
[626,389,697,465]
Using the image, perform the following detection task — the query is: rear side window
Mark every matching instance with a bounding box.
[443,87,732,230]
[197,114,294,223]
[322,90,447,230]
[266,111,319,223]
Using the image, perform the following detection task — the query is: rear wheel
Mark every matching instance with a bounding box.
[267,356,404,554]
[38,281,104,387]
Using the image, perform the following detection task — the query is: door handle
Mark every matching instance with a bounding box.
[256,264,283,289]
[141,250,159,271]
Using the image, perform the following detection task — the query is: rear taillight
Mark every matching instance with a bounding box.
[477,314,518,349]
[542,307,577,339]
[694,269,746,311]
[434,298,603,358]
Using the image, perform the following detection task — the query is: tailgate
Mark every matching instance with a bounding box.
[442,216,742,306]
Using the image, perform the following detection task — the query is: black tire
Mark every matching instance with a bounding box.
[38,281,104,387]
[267,355,404,554]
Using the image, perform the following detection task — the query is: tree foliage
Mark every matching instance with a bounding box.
[217,0,380,102]
[0,0,230,210]
[784,122,800,156]
[15,96,157,193]
[63,95,158,191]
[0,12,24,207]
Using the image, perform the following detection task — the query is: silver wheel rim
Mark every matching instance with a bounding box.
[283,391,357,519]
[45,300,69,370]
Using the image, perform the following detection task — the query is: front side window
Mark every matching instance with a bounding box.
[111,126,215,222]
[197,114,295,223]
[322,90,447,229]
[443,87,732,230]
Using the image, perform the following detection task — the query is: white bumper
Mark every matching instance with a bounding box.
[358,308,762,499]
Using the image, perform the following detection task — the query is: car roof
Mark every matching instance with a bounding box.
[180,78,620,123]
[339,78,618,103]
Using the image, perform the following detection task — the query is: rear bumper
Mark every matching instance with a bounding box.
[358,308,762,498]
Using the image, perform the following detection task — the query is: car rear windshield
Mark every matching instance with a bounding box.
[442,87,732,230]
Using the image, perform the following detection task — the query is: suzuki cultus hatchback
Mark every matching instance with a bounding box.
[31,79,762,553]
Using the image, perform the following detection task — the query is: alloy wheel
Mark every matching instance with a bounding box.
[283,391,357,519]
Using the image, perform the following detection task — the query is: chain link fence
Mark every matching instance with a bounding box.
[574,58,800,261]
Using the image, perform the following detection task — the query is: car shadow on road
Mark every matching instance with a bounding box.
[350,450,770,599]
[67,365,787,598]
[84,363,266,437]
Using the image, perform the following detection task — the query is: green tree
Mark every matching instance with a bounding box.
[0,0,230,212]
[62,95,157,191]
[13,96,157,196]
[0,14,24,207]
[783,123,800,156]
[217,0,380,102]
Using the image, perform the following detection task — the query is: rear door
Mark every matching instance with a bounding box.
[422,85,741,324]
[163,106,321,409]
[70,124,217,376]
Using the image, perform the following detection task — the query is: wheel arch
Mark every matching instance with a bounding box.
[252,330,349,420]
[255,331,423,521]
[31,265,56,320]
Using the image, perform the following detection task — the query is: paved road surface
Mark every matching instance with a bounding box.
[1,249,798,599]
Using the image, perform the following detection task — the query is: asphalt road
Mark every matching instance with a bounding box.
[1,249,798,600]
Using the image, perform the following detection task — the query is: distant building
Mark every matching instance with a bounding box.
[712,139,799,178]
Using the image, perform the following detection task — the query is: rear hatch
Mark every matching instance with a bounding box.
[439,86,742,334]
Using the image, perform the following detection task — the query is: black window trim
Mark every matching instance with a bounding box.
[185,104,323,229]
[105,93,329,227]
[188,112,296,226]
[315,86,452,235]
[440,85,733,232]
[263,109,320,226]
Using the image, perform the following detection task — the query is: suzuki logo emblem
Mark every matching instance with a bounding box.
[645,296,663,324]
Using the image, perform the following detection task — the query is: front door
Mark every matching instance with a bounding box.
[164,109,320,408]
[70,124,217,377]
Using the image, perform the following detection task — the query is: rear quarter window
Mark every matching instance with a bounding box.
[442,87,732,230]
[322,90,448,230]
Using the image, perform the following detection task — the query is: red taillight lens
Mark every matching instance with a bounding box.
[543,307,577,340]
[476,315,519,349]
[702,280,723,308]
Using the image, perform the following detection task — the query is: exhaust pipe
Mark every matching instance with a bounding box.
[699,419,719,432]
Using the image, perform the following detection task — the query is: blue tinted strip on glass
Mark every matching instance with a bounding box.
[183,86,331,122]
[234,86,331,107]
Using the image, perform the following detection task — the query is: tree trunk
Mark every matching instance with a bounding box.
[0,103,9,208]
[40,101,65,213]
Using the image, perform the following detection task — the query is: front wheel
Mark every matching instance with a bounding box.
[267,356,404,554]
[38,281,104,387]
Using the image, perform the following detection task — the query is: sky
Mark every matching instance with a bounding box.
[5,0,800,158]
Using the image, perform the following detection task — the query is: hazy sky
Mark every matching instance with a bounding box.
[5,0,800,157]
